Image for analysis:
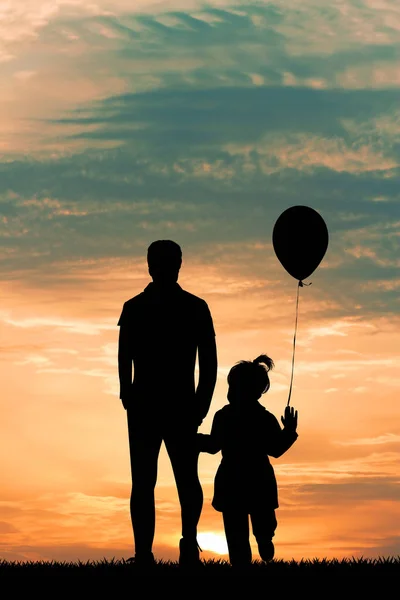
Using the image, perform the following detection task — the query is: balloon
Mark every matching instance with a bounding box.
[272,206,329,281]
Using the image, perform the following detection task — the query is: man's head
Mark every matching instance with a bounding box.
[147,240,182,284]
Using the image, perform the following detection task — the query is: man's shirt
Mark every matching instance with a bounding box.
[118,282,215,415]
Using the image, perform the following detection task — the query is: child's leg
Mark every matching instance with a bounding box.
[222,510,252,567]
[250,508,277,562]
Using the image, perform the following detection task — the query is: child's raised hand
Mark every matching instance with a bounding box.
[281,405,298,432]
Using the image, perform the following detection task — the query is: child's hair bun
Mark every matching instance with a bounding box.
[253,354,275,372]
[228,353,274,396]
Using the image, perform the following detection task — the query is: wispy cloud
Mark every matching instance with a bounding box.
[3,315,114,335]
[336,434,400,447]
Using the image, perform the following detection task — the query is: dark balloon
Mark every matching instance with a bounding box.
[272,206,329,281]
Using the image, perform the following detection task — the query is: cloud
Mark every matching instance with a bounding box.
[54,86,400,155]
[336,434,400,447]
[3,2,400,154]
[3,314,114,335]
[15,354,52,366]
[0,521,19,534]
[0,4,398,319]
[39,3,400,92]
[292,357,397,375]
[294,477,400,504]
[2,471,399,562]
[225,133,399,174]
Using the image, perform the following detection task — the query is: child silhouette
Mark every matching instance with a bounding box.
[197,354,298,568]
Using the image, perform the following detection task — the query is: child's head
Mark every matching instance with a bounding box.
[227,354,274,405]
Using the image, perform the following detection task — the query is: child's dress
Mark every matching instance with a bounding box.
[198,401,298,512]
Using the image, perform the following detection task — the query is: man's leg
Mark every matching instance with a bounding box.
[127,410,162,560]
[164,425,203,564]
[222,510,252,567]
[250,508,277,562]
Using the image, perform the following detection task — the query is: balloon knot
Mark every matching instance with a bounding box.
[299,280,312,287]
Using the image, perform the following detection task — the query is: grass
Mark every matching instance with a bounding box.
[1,556,399,580]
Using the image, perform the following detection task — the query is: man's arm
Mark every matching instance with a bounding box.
[118,325,132,410]
[195,334,218,425]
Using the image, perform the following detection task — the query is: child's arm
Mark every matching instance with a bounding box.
[267,406,298,458]
[197,411,222,454]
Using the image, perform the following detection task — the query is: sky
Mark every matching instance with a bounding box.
[0,0,399,563]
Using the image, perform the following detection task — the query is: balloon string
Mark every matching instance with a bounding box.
[287,280,311,406]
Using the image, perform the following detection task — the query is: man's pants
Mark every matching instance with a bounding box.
[127,409,203,555]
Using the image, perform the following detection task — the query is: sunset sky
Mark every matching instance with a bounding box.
[1,0,399,563]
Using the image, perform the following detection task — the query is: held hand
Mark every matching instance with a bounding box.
[196,433,204,455]
[281,405,298,432]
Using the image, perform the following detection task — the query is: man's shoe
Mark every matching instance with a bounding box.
[125,552,156,569]
[257,539,274,562]
[179,537,203,568]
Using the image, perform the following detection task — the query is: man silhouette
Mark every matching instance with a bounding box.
[118,240,218,567]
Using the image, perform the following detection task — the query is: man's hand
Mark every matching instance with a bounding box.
[281,405,298,432]
[196,335,217,423]
[195,415,204,428]
[120,389,132,410]
[192,407,204,428]
[194,390,212,428]
[118,325,133,411]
